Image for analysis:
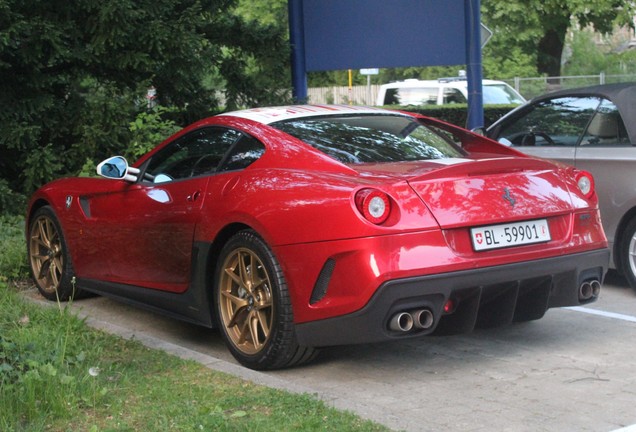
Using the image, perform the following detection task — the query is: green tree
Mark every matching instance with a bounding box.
[482,0,636,78]
[234,0,288,25]
[607,48,636,75]
[562,30,608,76]
[562,26,636,77]
[0,0,291,201]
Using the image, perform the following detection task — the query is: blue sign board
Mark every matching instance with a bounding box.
[302,0,466,71]
[288,0,485,128]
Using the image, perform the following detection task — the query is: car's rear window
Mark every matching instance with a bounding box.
[271,114,465,164]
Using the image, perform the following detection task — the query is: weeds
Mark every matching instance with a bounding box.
[0,215,29,282]
[0,284,103,430]
[0,284,387,432]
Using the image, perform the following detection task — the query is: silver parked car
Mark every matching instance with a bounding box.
[487,83,636,289]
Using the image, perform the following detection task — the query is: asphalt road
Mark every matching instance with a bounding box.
[27,270,636,432]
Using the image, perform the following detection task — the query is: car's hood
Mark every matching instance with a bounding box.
[355,157,574,228]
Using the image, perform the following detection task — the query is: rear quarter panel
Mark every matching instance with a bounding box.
[193,168,438,248]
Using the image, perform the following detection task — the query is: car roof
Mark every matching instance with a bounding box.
[223,105,401,125]
[379,79,509,89]
[521,82,636,142]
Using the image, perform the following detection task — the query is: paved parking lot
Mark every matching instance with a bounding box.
[31,270,636,432]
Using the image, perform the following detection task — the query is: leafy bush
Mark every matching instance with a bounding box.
[0,1,293,197]
[22,144,64,194]
[0,179,26,216]
[78,158,98,178]
[127,106,183,161]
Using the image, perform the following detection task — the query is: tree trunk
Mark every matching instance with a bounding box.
[537,25,568,84]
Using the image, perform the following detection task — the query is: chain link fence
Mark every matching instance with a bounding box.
[502,73,636,99]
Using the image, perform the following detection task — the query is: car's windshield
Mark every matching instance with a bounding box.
[483,84,525,104]
[271,114,465,164]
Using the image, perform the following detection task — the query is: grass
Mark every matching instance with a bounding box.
[0,214,30,282]
[0,216,389,432]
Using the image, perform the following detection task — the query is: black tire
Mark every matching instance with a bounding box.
[27,206,85,301]
[214,230,317,370]
[619,217,636,291]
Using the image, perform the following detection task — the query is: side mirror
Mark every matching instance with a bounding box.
[96,156,140,182]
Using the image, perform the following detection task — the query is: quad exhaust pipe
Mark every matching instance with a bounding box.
[389,312,414,332]
[389,280,600,333]
[389,309,434,332]
[411,309,434,329]
[579,279,601,301]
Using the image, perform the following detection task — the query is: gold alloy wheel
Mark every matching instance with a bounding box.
[29,215,64,295]
[219,247,274,355]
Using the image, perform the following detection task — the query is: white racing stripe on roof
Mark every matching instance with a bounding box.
[427,157,473,165]
[223,104,397,124]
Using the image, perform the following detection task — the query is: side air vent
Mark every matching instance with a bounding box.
[79,197,91,217]
[309,258,336,305]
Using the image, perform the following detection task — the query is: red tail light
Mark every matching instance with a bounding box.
[575,171,595,199]
[355,189,391,224]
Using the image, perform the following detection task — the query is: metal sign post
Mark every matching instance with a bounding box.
[465,0,484,129]
[288,0,307,103]
[360,68,379,105]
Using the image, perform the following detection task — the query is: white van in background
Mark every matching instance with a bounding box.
[376,75,526,106]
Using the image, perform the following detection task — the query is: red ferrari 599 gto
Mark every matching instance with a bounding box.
[27,105,609,370]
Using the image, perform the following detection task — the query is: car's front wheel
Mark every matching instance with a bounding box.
[214,230,317,370]
[619,217,636,291]
[27,206,84,301]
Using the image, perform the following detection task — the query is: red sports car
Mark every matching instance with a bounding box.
[27,105,609,370]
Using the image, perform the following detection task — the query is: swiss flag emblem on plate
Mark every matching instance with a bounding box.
[474,232,483,245]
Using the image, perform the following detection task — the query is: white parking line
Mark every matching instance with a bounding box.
[610,425,636,432]
[566,306,636,432]
[564,306,636,323]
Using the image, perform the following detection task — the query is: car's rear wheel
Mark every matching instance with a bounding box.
[620,217,636,291]
[214,230,317,370]
[28,206,83,301]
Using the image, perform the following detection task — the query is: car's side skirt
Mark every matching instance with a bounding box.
[76,242,216,328]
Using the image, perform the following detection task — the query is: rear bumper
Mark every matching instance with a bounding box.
[295,248,609,347]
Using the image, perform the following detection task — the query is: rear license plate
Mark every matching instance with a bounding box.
[470,219,551,251]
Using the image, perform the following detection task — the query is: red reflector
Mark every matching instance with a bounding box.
[443,299,455,314]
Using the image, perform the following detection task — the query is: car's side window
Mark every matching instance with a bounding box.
[144,127,241,182]
[391,87,438,105]
[580,99,630,147]
[443,88,466,104]
[383,88,400,105]
[499,96,601,147]
[218,134,265,172]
